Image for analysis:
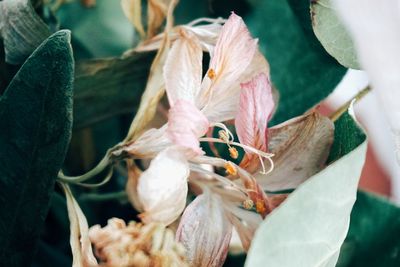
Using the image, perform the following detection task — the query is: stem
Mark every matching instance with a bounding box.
[58,153,112,184]
[79,191,128,202]
[329,86,371,121]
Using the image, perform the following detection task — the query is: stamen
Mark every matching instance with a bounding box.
[229,147,239,159]
[214,123,240,159]
[225,161,237,176]
[199,137,275,174]
[189,163,246,195]
[207,68,216,79]
[256,200,267,215]
[218,130,230,143]
[243,199,254,210]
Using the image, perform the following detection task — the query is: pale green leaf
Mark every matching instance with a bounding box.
[245,113,367,267]
[311,0,360,69]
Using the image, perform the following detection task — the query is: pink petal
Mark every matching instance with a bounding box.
[208,12,258,87]
[235,73,274,172]
[197,13,258,120]
[164,29,203,106]
[137,147,189,225]
[167,99,209,156]
[176,191,232,267]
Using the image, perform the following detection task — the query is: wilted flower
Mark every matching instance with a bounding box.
[112,11,335,266]
[89,218,188,267]
[115,12,274,226]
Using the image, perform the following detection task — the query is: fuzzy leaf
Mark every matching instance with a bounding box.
[0,0,51,64]
[311,0,359,69]
[0,31,73,266]
[246,109,367,267]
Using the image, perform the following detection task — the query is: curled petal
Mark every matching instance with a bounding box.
[147,0,171,38]
[236,72,274,173]
[115,126,171,159]
[62,183,98,267]
[208,12,258,89]
[167,99,209,156]
[176,191,232,267]
[255,112,334,191]
[138,147,189,225]
[201,52,268,123]
[121,0,146,38]
[126,161,144,212]
[164,29,203,106]
[199,13,258,122]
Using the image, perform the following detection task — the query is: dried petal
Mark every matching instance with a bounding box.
[89,219,188,267]
[201,52,268,123]
[198,13,258,122]
[121,0,146,38]
[176,191,232,267]
[255,112,334,191]
[236,73,274,173]
[208,12,258,90]
[126,161,144,211]
[147,0,171,38]
[62,183,98,267]
[167,100,209,156]
[138,147,189,225]
[119,126,171,159]
[164,30,203,106]
[125,0,177,141]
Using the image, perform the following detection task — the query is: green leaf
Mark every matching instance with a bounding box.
[245,0,347,125]
[73,51,154,129]
[337,191,400,267]
[327,110,366,163]
[310,0,360,69]
[245,109,367,267]
[0,0,51,64]
[0,30,74,266]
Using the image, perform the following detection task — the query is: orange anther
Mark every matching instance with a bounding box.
[256,200,267,215]
[207,68,216,79]
[229,147,239,159]
[224,162,237,176]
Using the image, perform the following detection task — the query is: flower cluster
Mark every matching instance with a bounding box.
[91,12,334,266]
[89,218,188,266]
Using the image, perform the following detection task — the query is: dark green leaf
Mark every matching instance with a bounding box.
[0,30,74,266]
[245,0,347,125]
[327,110,366,163]
[0,0,51,64]
[73,51,154,129]
[338,191,400,267]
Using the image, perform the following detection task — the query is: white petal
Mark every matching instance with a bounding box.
[164,30,203,106]
[202,51,269,123]
[138,147,189,225]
